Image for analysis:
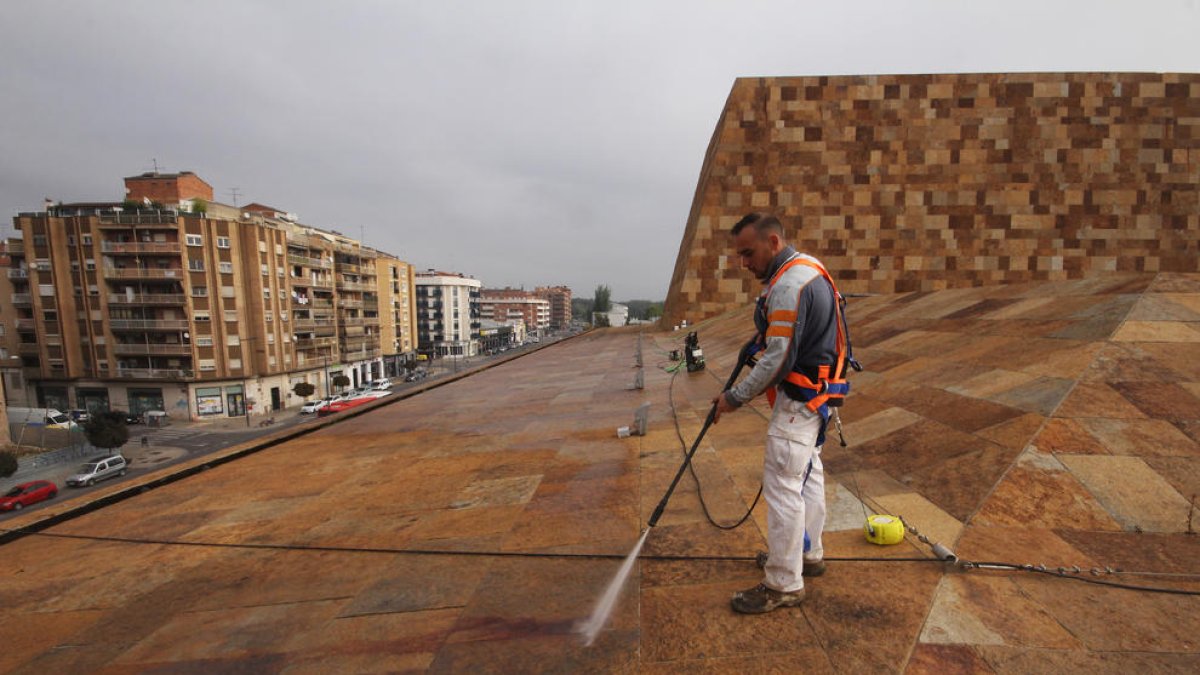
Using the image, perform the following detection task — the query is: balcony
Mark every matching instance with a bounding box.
[18,343,40,355]
[7,268,28,279]
[101,241,183,255]
[293,318,336,330]
[339,317,367,326]
[287,254,331,268]
[108,293,187,305]
[338,298,363,308]
[12,294,32,305]
[310,298,334,309]
[307,278,334,288]
[109,319,192,331]
[15,318,36,330]
[103,267,184,280]
[6,241,23,254]
[294,336,337,350]
[97,212,179,227]
[115,367,193,380]
[112,343,194,356]
[337,280,372,292]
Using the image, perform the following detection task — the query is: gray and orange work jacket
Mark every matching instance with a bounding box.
[725,247,855,444]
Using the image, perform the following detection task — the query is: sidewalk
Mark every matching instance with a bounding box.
[166,407,306,434]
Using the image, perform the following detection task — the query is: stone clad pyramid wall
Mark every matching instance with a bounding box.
[664,73,1200,324]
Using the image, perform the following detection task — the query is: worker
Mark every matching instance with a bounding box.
[713,212,841,614]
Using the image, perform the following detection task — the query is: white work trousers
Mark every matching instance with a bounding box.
[762,394,827,593]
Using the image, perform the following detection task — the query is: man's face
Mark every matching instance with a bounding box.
[733,227,781,281]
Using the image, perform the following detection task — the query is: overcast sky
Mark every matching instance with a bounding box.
[2,1,1197,300]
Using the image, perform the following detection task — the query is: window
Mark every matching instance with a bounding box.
[188,259,205,271]
[221,286,235,298]
[217,237,230,249]
[219,261,233,274]
[67,235,76,246]
[186,234,203,246]
[267,334,275,344]
[196,336,214,347]
[263,288,271,299]
[199,359,216,371]
[81,234,92,245]
[85,260,96,271]
[229,358,242,369]
[43,310,57,321]
[71,261,80,271]
[227,335,241,346]
[38,284,54,296]
[224,310,238,322]
[274,244,283,255]
[261,264,269,276]
[194,312,211,322]
[33,235,47,246]
[192,286,208,297]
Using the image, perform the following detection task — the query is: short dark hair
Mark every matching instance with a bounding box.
[731,212,784,237]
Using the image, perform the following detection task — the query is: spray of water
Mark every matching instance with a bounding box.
[576,527,650,646]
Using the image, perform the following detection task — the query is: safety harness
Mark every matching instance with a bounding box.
[753,255,860,443]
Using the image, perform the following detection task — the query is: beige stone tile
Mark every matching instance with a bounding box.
[842,406,923,445]
[1113,320,1200,343]
[1079,418,1200,457]
[1059,455,1192,532]
[919,575,1080,648]
[873,492,964,547]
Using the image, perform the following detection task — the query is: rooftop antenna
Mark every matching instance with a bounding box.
[228,187,241,207]
[152,158,159,172]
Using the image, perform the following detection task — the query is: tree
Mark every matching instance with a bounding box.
[192,198,208,215]
[0,450,17,479]
[332,374,351,391]
[292,382,316,398]
[82,412,129,453]
[593,285,611,313]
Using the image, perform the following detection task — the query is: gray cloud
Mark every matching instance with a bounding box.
[2,1,1197,299]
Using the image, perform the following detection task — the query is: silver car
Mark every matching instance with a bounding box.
[66,455,128,487]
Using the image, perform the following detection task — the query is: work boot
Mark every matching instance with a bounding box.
[754,551,826,577]
[731,583,806,614]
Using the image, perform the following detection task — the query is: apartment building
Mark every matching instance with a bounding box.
[533,285,572,329]
[478,288,550,337]
[5,171,417,420]
[414,271,481,358]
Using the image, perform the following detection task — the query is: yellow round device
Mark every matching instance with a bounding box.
[864,514,905,546]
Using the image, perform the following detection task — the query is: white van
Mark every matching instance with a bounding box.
[66,455,128,487]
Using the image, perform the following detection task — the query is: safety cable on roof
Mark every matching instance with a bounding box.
[3,527,1198,596]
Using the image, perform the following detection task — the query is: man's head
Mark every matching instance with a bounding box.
[731,212,788,281]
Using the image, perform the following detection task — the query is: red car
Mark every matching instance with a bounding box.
[0,480,58,512]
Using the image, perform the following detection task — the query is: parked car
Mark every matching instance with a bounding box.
[65,455,128,488]
[0,480,58,511]
[405,369,429,382]
[124,412,144,425]
[300,399,326,414]
[372,378,393,391]
[68,409,90,423]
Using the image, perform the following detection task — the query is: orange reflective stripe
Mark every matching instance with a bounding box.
[765,325,793,338]
[768,310,798,324]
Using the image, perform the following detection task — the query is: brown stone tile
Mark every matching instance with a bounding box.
[905,443,1022,521]
[1031,417,1105,454]
[0,609,105,673]
[1053,383,1148,420]
[1110,381,1200,424]
[975,413,1044,450]
[641,580,820,662]
[804,562,944,674]
[339,555,492,617]
[906,643,995,674]
[1079,418,1200,457]
[977,645,1200,675]
[1011,575,1200,652]
[427,630,639,673]
[280,608,460,674]
[642,648,835,674]
[1054,530,1200,575]
[919,575,1080,648]
[1058,455,1192,532]
[954,526,1097,569]
[973,465,1121,531]
[989,377,1074,416]
[1143,457,1200,505]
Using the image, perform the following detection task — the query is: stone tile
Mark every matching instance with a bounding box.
[640,580,820,662]
[1078,418,1200,457]
[972,465,1122,531]
[1012,575,1200,652]
[1113,320,1200,343]
[1143,457,1200,505]
[919,575,1080,648]
[988,377,1074,416]
[842,406,924,445]
[904,443,1022,521]
[954,526,1097,569]
[1126,293,1200,322]
[873,492,964,547]
[339,555,492,617]
[906,643,995,674]
[1031,418,1104,454]
[943,369,1038,400]
[977,646,1200,675]
[1110,381,1200,424]
[1054,530,1200,575]
[0,609,105,673]
[280,608,460,674]
[1059,455,1192,532]
[974,413,1044,451]
[1053,383,1147,420]
[642,648,835,674]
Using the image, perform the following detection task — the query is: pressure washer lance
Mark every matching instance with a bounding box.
[578,340,753,647]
